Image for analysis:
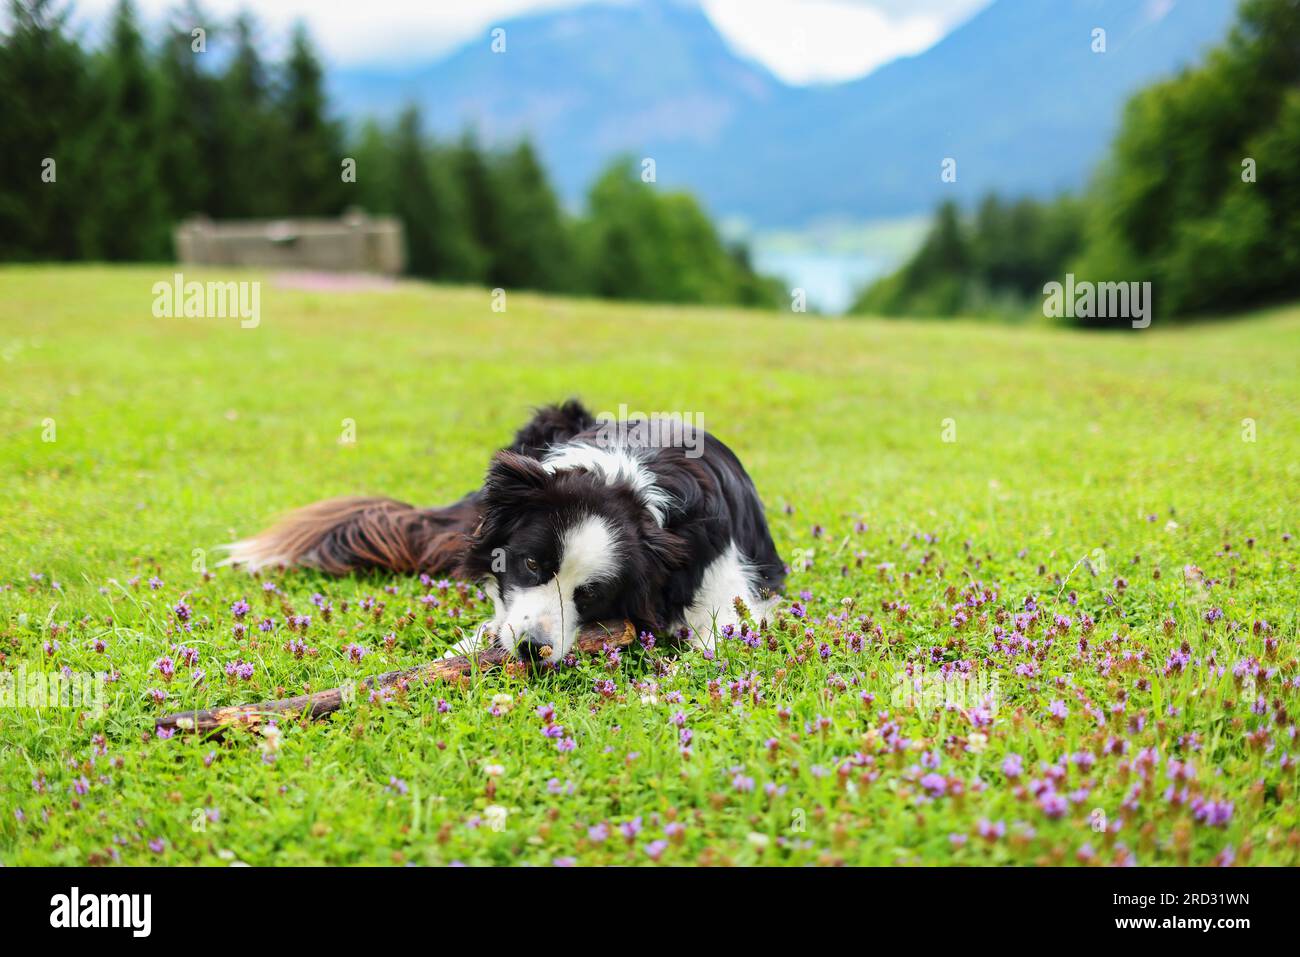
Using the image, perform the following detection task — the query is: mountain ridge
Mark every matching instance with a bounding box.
[328,0,1240,226]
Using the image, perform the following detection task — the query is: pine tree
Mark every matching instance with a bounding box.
[80,0,169,259]
[155,1,218,223]
[0,0,93,259]
[214,13,281,217]
[348,119,396,215]
[493,140,573,291]
[449,131,497,283]
[389,106,479,279]
[278,22,346,216]
[580,159,660,300]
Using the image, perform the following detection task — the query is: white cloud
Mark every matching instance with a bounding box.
[703,0,987,84]
[69,0,992,83]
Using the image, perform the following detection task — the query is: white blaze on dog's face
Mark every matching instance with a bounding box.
[493,515,623,660]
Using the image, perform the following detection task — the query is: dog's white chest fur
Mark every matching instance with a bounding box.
[676,542,776,650]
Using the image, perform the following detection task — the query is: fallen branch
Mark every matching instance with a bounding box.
[156,619,635,737]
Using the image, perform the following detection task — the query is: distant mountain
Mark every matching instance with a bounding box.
[329,0,1239,227]
[330,1,778,202]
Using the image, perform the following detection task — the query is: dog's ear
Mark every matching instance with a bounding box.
[483,451,550,506]
[462,453,551,577]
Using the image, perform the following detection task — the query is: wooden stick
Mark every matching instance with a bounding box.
[156,619,635,737]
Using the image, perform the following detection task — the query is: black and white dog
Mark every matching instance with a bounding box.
[224,401,785,658]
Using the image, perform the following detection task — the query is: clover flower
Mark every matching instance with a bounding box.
[1192,799,1233,828]
[1038,792,1069,819]
[919,773,947,798]
[977,819,1005,841]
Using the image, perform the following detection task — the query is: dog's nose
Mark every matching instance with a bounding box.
[514,633,556,663]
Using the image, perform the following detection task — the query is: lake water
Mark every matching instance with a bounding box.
[751,249,898,315]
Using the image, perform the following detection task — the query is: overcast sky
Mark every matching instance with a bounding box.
[70,0,993,84]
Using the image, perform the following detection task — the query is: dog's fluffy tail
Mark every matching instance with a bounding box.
[220,494,481,575]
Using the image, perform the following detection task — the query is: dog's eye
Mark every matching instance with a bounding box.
[524,556,539,573]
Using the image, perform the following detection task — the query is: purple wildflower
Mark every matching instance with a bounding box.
[919,773,947,798]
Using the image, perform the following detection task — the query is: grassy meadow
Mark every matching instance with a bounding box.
[1,264,1297,865]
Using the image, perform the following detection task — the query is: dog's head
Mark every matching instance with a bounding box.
[462,449,687,660]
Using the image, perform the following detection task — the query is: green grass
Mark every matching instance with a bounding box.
[1,264,1297,866]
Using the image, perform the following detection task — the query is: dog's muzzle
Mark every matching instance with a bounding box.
[513,631,556,663]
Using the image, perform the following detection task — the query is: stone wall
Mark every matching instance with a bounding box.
[174,210,405,275]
